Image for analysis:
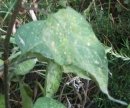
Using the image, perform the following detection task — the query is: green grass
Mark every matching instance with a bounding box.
[90,1,130,107]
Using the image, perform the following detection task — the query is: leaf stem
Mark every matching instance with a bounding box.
[106,0,111,37]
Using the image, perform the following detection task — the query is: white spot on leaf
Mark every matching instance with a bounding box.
[51,41,55,46]
[18,35,25,46]
[87,42,90,46]
[94,51,97,54]
[54,49,57,52]
[74,40,77,44]
[95,60,99,65]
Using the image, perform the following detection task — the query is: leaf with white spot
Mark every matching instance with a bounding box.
[33,97,66,108]
[15,58,37,75]
[18,35,25,46]
[14,7,127,105]
[44,61,63,97]
[14,21,53,59]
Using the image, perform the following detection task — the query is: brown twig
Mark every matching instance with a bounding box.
[116,0,130,11]
[3,0,22,108]
[82,80,90,108]
[21,6,49,15]
[86,99,95,108]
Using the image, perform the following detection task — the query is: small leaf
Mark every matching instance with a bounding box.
[9,51,21,61]
[83,1,93,18]
[0,93,5,108]
[58,0,67,8]
[124,0,130,4]
[33,97,66,108]
[19,81,33,108]
[115,3,123,12]
[0,52,3,58]
[0,59,4,66]
[0,59,4,76]
[128,104,130,108]
[44,61,62,97]
[103,45,112,54]
[0,35,16,44]
[15,58,37,75]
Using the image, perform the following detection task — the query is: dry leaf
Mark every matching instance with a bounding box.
[29,10,37,21]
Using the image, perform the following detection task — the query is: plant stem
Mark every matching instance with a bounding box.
[106,0,111,37]
[3,0,22,108]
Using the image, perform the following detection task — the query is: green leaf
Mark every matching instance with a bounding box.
[0,52,3,58]
[63,66,91,80]
[15,58,37,75]
[83,1,93,18]
[0,93,5,108]
[115,3,123,12]
[0,35,16,44]
[124,0,130,4]
[58,0,67,8]
[0,59,4,66]
[14,20,53,60]
[103,45,112,54]
[10,37,16,44]
[19,81,33,108]
[128,104,130,108]
[44,61,62,97]
[14,7,127,105]
[33,97,66,108]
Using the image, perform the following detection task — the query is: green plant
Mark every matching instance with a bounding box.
[1,0,130,108]
[12,7,127,107]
